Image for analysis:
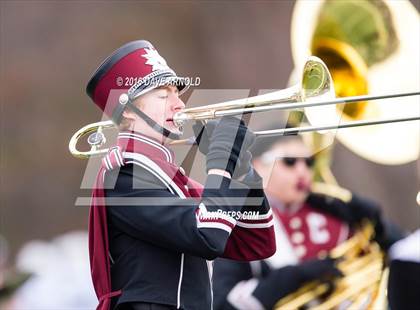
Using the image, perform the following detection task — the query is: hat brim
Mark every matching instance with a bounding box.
[130,75,190,100]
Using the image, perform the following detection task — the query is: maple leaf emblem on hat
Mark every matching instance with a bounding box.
[141,48,170,72]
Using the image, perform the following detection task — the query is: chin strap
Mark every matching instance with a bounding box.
[113,93,182,140]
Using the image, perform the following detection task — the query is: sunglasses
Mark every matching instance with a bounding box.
[280,156,316,168]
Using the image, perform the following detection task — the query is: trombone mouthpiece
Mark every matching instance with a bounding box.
[173,111,189,127]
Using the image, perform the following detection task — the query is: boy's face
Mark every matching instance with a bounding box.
[124,85,185,143]
[254,140,314,206]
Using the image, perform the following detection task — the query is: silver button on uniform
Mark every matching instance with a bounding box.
[291,232,305,244]
[290,217,302,229]
[294,245,307,258]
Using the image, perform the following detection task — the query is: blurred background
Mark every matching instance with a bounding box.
[1,0,419,307]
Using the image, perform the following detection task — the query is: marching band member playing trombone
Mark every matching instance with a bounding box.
[85,40,275,310]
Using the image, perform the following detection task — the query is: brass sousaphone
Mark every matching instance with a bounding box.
[290,0,420,165]
[275,0,419,308]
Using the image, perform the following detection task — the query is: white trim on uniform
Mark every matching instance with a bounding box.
[123,152,185,197]
[236,219,275,229]
[102,170,106,184]
[206,260,214,310]
[113,147,124,167]
[104,155,112,171]
[125,160,175,195]
[227,278,265,310]
[197,222,233,234]
[177,253,185,309]
[119,132,173,163]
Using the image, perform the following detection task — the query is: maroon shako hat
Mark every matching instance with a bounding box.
[86,40,189,132]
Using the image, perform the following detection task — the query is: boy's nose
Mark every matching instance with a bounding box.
[172,96,185,111]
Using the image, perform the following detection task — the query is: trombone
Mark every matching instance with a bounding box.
[69,56,419,159]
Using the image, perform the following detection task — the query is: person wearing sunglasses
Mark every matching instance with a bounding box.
[212,131,403,310]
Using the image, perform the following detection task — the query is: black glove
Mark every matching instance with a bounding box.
[194,117,255,176]
[192,120,217,155]
[193,119,254,178]
[307,193,404,250]
[298,257,343,282]
[252,258,342,309]
[347,196,406,250]
[347,195,383,225]
[307,193,382,226]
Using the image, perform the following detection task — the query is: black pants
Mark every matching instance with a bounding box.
[118,302,177,310]
[388,260,420,309]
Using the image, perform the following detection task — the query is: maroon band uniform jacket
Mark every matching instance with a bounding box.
[89,131,276,310]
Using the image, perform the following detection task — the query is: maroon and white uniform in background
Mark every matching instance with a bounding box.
[212,195,351,310]
[267,196,350,267]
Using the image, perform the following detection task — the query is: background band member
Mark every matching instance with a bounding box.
[387,230,420,309]
[86,40,276,310]
[213,131,403,310]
